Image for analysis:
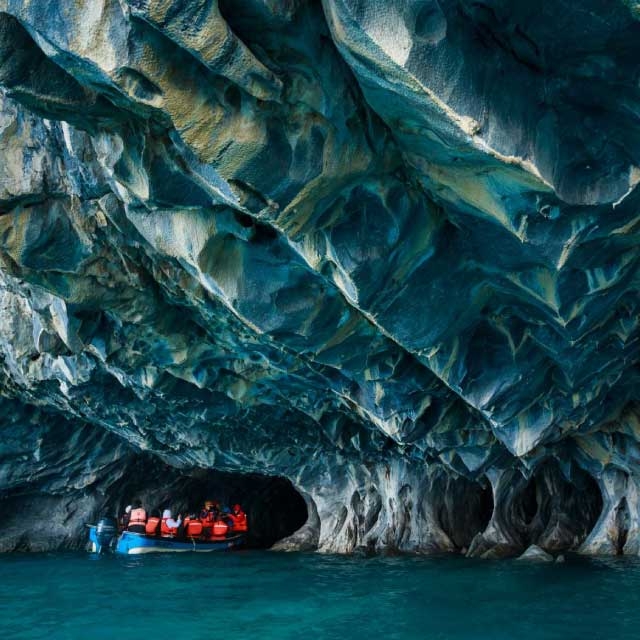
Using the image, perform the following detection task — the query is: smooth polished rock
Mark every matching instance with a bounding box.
[517,545,554,563]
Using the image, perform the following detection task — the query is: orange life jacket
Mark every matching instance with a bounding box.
[231,511,248,532]
[145,517,160,535]
[185,519,203,537]
[161,517,178,537]
[129,507,147,526]
[212,520,228,537]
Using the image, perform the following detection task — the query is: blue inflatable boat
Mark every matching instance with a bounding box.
[88,519,244,555]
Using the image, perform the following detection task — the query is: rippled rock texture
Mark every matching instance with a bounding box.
[0,0,638,556]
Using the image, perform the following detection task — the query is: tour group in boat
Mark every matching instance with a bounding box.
[88,500,248,555]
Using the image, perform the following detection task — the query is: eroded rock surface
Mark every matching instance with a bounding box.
[0,0,638,556]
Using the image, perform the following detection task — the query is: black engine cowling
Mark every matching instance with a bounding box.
[95,516,118,551]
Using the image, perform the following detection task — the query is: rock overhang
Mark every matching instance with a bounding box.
[0,0,638,555]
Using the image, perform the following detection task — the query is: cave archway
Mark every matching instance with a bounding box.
[499,461,603,552]
[431,473,494,551]
[102,455,308,549]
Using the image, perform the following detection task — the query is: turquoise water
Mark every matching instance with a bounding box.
[1,551,639,639]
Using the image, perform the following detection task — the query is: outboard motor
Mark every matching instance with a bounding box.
[94,516,118,554]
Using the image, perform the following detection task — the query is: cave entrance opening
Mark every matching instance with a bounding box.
[106,455,308,549]
[433,474,494,552]
[504,461,603,552]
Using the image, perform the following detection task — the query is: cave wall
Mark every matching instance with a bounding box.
[0,0,638,555]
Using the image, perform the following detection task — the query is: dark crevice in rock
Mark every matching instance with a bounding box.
[475,461,604,557]
[0,13,125,129]
[614,497,630,555]
[432,474,494,551]
[520,477,538,526]
[534,463,603,552]
[0,193,67,216]
[271,491,321,552]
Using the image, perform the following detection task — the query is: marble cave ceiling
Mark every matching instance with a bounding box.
[0,0,638,495]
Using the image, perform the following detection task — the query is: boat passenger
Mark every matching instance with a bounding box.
[184,513,203,538]
[160,509,182,537]
[229,504,248,532]
[204,501,220,519]
[222,506,234,528]
[200,502,216,538]
[200,502,211,520]
[121,504,132,531]
[200,501,213,519]
[128,500,147,534]
[145,510,161,536]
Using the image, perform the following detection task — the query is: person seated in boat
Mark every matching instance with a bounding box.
[145,510,161,536]
[199,500,214,521]
[120,504,132,531]
[183,513,204,538]
[200,501,216,538]
[160,509,182,538]
[228,504,248,532]
[127,500,147,534]
[221,506,234,527]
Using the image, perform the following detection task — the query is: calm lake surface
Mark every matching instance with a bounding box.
[1,551,638,639]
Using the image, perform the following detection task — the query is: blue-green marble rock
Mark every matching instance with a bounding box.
[0,1,638,555]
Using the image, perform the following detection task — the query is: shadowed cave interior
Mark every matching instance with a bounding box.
[493,462,604,553]
[105,456,309,549]
[433,474,494,551]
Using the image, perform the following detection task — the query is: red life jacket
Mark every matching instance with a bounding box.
[212,520,228,538]
[185,519,203,537]
[231,511,248,532]
[129,507,147,526]
[145,517,160,535]
[200,511,214,536]
[161,517,178,537]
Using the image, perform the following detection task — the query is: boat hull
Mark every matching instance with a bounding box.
[88,526,244,554]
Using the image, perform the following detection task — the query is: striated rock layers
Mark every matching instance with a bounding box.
[0,0,638,556]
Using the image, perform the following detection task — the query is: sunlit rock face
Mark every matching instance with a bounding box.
[0,0,638,556]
